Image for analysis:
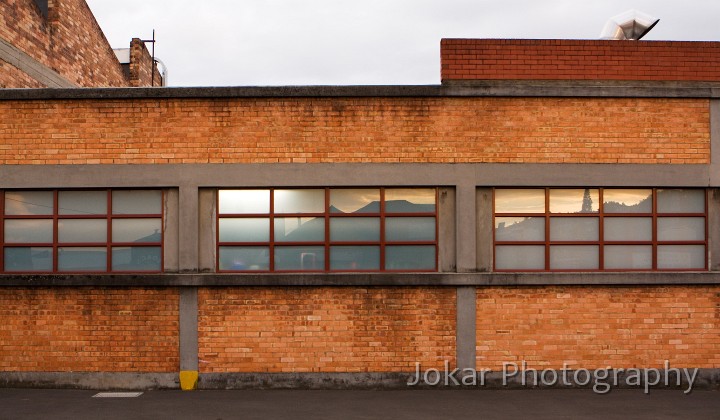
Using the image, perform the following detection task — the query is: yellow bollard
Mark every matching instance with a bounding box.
[179,370,199,391]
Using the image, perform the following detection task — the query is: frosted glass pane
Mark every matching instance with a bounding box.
[385,245,435,270]
[549,189,599,213]
[112,247,161,271]
[5,191,53,215]
[604,217,652,241]
[657,217,705,241]
[330,189,379,213]
[330,218,379,241]
[58,247,107,272]
[274,189,324,214]
[219,246,269,271]
[603,189,652,213]
[4,247,52,272]
[112,190,161,214]
[604,245,652,269]
[274,217,324,242]
[330,246,380,270]
[657,245,705,269]
[4,220,53,243]
[274,246,325,271]
[495,245,545,270]
[59,191,107,215]
[386,217,435,241]
[385,189,436,213]
[219,218,269,242]
[218,190,269,214]
[495,189,545,213]
[112,219,162,243]
[550,217,598,241]
[495,217,545,242]
[550,245,599,269]
[59,219,107,243]
[657,189,705,213]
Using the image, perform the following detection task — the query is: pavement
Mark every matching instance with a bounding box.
[0,388,718,420]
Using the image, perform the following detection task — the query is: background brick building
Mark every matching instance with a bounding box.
[0,2,719,391]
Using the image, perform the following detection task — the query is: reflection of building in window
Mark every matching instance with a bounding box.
[1,189,163,273]
[217,188,437,272]
[494,188,706,271]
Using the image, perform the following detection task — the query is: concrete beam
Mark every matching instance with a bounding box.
[0,36,76,88]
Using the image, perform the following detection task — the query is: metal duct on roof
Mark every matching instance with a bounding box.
[600,10,660,40]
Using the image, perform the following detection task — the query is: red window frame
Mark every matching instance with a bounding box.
[216,187,439,273]
[492,188,708,272]
[0,189,164,274]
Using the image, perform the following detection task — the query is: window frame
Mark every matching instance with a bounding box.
[492,188,708,272]
[0,189,164,274]
[216,187,439,273]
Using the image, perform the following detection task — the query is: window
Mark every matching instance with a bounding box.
[1,190,163,273]
[217,188,437,272]
[493,188,706,271]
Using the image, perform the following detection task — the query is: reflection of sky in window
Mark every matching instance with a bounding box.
[495,189,544,213]
[603,189,652,212]
[385,189,435,204]
[274,190,324,213]
[330,189,380,213]
[219,190,270,214]
[549,189,598,213]
[5,191,54,215]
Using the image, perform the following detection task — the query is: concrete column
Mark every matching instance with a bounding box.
[476,188,493,272]
[198,189,216,272]
[455,182,477,272]
[438,187,456,272]
[456,287,476,370]
[178,184,199,273]
[710,189,720,271]
[163,188,180,272]
[179,287,199,372]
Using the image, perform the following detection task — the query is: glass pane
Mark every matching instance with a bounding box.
[657,189,705,213]
[494,189,545,213]
[5,191,53,215]
[495,217,545,242]
[603,189,652,213]
[604,217,652,241]
[330,246,380,270]
[495,245,545,270]
[112,247,161,271]
[274,189,324,213]
[330,217,380,241]
[218,190,269,214]
[385,245,435,270]
[604,245,652,269]
[59,219,107,243]
[4,219,53,243]
[58,247,107,272]
[549,189,599,213]
[218,218,269,242]
[549,245,599,270]
[112,219,162,243]
[330,189,380,213]
[112,190,162,214]
[4,247,52,272]
[549,217,598,241]
[274,217,324,242]
[218,246,269,271]
[385,189,436,213]
[658,245,705,269]
[386,217,436,241]
[58,191,107,215]
[274,246,325,271]
[657,217,705,241]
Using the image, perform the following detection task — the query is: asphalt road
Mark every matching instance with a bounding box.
[0,388,718,420]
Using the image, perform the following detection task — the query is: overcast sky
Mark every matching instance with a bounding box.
[85,0,719,87]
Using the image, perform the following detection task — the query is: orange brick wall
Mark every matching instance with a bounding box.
[441,39,720,82]
[0,0,127,87]
[476,286,720,370]
[0,288,179,372]
[0,97,709,164]
[198,287,456,373]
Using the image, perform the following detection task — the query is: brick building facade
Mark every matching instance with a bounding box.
[0,0,161,88]
[1,4,719,391]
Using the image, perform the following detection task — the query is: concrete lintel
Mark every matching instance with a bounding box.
[2,272,720,287]
[0,37,76,88]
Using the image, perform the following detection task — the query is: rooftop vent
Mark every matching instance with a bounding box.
[600,10,660,40]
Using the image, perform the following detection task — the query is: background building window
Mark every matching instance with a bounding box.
[1,190,163,273]
[493,188,706,271]
[217,188,437,272]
